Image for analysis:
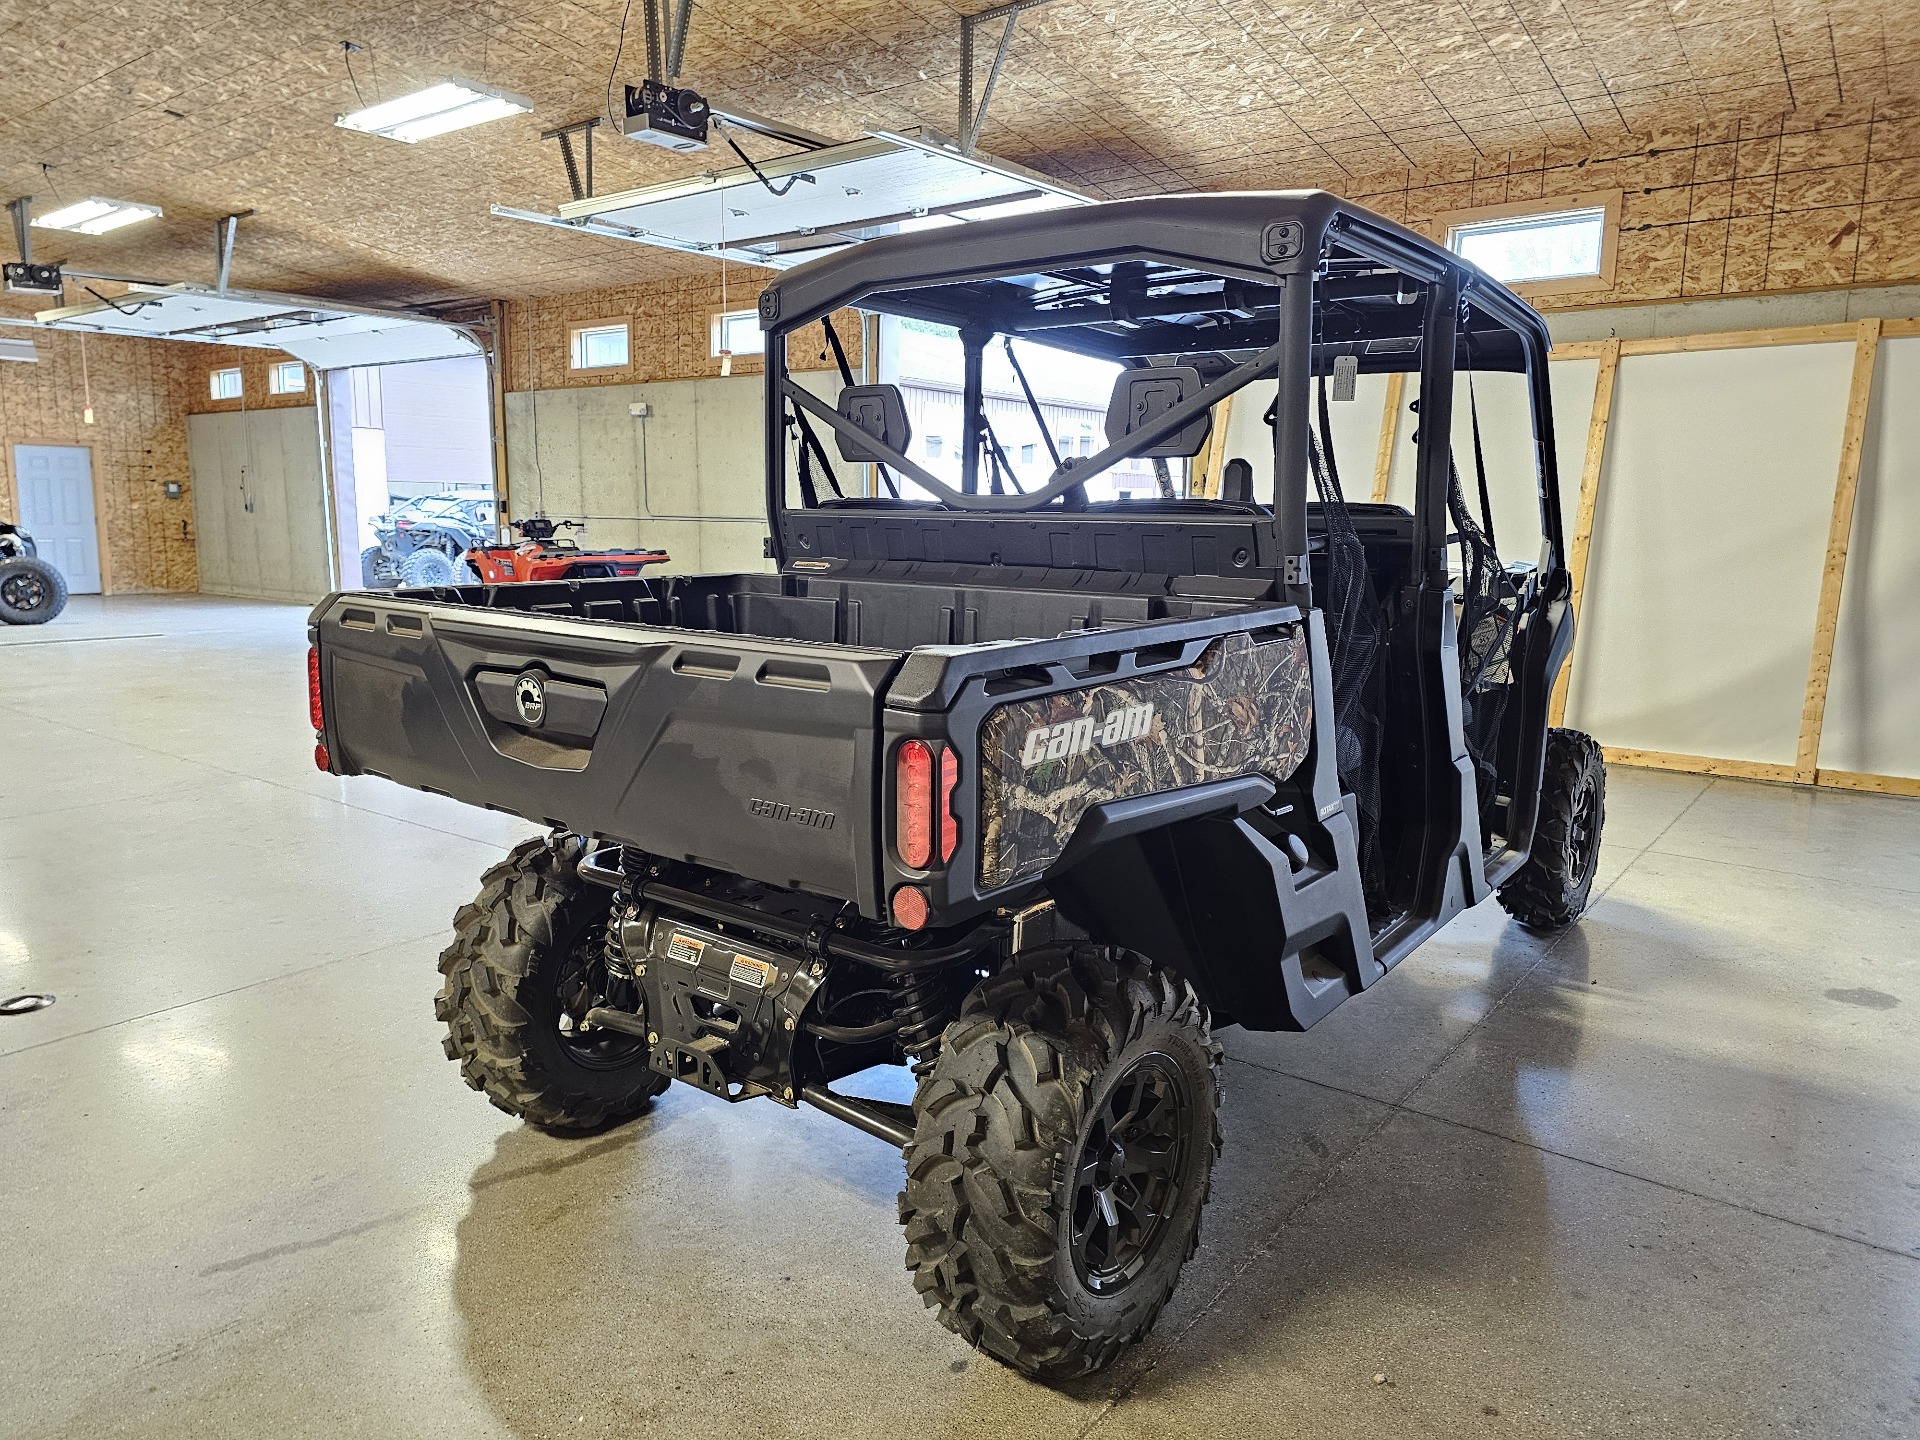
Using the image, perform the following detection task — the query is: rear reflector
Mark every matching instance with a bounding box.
[313,741,331,772]
[307,646,325,732]
[938,746,959,862]
[896,739,933,869]
[890,885,929,932]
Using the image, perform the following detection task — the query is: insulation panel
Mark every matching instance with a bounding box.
[1565,344,1856,764]
[1819,335,1920,778]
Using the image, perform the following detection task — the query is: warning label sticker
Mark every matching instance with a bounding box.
[667,933,706,966]
[728,955,775,990]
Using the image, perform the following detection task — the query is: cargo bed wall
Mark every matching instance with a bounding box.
[393,571,1255,651]
[313,595,900,912]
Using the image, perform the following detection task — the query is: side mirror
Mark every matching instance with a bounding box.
[1105,366,1213,458]
[834,384,912,463]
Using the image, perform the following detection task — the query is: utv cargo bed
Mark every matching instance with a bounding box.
[312,571,1269,913]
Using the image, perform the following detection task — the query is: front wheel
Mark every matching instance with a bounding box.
[900,945,1222,1383]
[436,834,668,1133]
[1498,727,1606,930]
[0,556,68,625]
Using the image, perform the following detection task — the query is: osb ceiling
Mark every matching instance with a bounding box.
[1,0,1914,309]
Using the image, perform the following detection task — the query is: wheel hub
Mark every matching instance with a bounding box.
[2,573,47,609]
[1069,1054,1191,1294]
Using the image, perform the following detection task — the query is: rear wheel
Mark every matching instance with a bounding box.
[0,556,68,625]
[1498,727,1606,930]
[400,547,457,588]
[900,944,1221,1382]
[436,834,668,1133]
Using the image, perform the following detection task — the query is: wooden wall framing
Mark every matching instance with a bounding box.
[1547,315,1919,799]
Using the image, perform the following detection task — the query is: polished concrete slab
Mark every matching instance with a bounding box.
[2,596,1917,1439]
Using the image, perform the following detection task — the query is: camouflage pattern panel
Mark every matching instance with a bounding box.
[977,627,1314,890]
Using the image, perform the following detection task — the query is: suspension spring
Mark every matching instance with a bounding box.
[889,970,949,1075]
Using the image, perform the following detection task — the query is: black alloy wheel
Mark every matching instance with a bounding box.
[1070,1054,1193,1294]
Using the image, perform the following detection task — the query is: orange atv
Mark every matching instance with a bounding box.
[465,517,669,584]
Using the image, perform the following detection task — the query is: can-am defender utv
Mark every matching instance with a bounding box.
[307,191,1605,1383]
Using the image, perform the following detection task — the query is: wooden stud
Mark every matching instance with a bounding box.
[1603,747,1801,784]
[1549,337,1620,727]
[1794,317,1882,782]
[1815,768,1920,798]
[1618,322,1859,356]
[1371,370,1405,503]
[1194,393,1234,499]
[1547,339,1613,361]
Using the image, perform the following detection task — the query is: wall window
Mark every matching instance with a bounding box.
[711,308,766,357]
[1020,443,1036,464]
[925,435,944,459]
[268,361,306,394]
[209,367,243,400]
[570,322,630,370]
[1440,192,1618,295]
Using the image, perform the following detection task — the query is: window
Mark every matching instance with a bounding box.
[710,309,766,357]
[209,367,243,400]
[570,323,629,370]
[1440,192,1618,294]
[1020,443,1035,464]
[925,435,944,459]
[268,361,306,394]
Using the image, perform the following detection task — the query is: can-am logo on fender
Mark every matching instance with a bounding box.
[1020,702,1155,769]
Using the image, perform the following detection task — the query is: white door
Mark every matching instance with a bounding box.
[12,444,102,594]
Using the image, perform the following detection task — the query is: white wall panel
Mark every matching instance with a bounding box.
[1215,372,1389,503]
[502,374,843,575]
[1565,344,1855,763]
[1819,335,1920,778]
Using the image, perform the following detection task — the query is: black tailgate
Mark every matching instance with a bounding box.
[312,594,903,914]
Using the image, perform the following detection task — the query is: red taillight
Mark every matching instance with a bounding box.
[938,746,959,862]
[307,646,325,732]
[896,739,934,869]
[314,741,331,772]
[890,885,930,931]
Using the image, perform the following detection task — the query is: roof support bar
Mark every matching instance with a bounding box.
[215,211,254,294]
[8,197,31,263]
[543,118,601,201]
[958,1,1055,154]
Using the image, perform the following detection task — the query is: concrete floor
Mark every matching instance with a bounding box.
[2,594,1917,1439]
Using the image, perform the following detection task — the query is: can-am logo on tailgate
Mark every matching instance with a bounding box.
[1020,703,1155,769]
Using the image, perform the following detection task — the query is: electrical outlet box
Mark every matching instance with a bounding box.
[629,401,650,418]
[164,481,183,498]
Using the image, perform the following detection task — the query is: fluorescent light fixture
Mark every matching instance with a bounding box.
[32,198,163,235]
[336,82,531,143]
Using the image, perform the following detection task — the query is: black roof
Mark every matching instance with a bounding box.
[761,189,1549,360]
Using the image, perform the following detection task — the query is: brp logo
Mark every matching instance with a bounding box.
[513,672,546,727]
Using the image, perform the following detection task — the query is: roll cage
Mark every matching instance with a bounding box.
[757,190,1567,614]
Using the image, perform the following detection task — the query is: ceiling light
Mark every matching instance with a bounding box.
[32,198,163,235]
[336,82,531,143]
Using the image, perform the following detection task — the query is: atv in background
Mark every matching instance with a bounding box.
[360,491,494,589]
[0,522,67,625]
[465,516,669,584]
